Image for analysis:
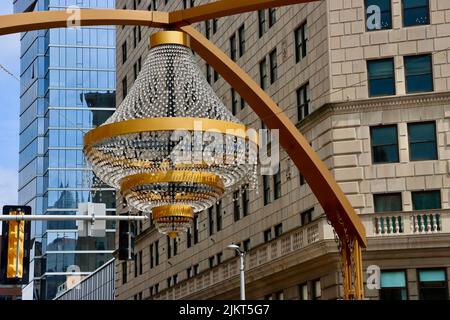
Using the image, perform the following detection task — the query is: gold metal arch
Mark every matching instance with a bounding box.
[0,0,366,299]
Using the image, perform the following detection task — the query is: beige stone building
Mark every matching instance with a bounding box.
[113,0,450,300]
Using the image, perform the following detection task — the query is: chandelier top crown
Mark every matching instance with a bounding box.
[150,30,190,48]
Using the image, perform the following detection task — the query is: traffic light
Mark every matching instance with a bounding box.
[118,217,135,261]
[0,206,31,285]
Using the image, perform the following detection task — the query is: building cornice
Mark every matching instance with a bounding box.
[298,91,450,133]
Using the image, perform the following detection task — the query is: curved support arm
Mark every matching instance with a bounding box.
[169,0,318,25]
[0,9,168,36]
[178,25,366,247]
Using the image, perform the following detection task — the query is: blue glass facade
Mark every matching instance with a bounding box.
[14,0,116,300]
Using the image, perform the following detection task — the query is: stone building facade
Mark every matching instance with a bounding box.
[114,0,450,300]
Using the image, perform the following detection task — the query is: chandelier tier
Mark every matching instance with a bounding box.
[83,31,257,237]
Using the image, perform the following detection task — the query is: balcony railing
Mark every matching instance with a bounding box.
[361,209,450,237]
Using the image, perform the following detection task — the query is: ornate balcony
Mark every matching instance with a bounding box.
[361,209,450,237]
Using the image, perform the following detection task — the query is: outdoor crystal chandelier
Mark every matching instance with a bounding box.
[84,31,257,238]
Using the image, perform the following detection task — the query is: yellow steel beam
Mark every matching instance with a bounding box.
[0,9,169,36]
[178,25,367,248]
[169,0,319,25]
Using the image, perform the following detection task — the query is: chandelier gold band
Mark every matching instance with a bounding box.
[84,117,258,147]
[120,170,225,194]
[152,205,194,220]
[150,30,190,48]
[123,191,220,202]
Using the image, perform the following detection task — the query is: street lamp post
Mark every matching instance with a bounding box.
[227,244,246,300]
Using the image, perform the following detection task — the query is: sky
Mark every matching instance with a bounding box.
[0,1,20,223]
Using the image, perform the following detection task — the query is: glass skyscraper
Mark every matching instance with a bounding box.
[14,0,116,300]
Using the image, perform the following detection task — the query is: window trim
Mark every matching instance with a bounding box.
[367,57,396,97]
[294,21,308,63]
[407,121,437,162]
[373,192,403,212]
[402,0,430,27]
[370,124,400,164]
[404,54,434,94]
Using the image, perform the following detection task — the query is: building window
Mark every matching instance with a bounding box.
[173,274,178,286]
[138,56,142,72]
[374,193,402,212]
[274,223,282,238]
[231,88,238,116]
[122,77,128,100]
[297,83,310,122]
[365,0,392,30]
[133,63,138,81]
[404,54,433,93]
[233,190,241,222]
[238,24,245,57]
[186,267,192,279]
[268,8,277,27]
[186,228,192,248]
[230,34,237,61]
[403,0,429,26]
[193,215,199,244]
[212,19,218,34]
[418,269,448,300]
[139,250,143,275]
[214,69,219,82]
[295,21,307,62]
[242,186,249,217]
[258,10,266,37]
[275,291,284,300]
[408,122,437,161]
[380,270,408,300]
[193,264,199,275]
[312,280,321,300]
[412,190,441,210]
[216,201,222,232]
[167,236,172,259]
[155,240,159,266]
[204,20,211,39]
[263,175,271,205]
[299,171,305,186]
[208,207,214,236]
[167,277,172,288]
[367,58,395,97]
[263,228,272,243]
[269,48,278,84]
[300,208,313,226]
[370,125,399,164]
[173,238,177,256]
[273,166,281,200]
[122,261,127,284]
[209,256,215,268]
[138,26,142,42]
[299,283,308,300]
[122,41,127,64]
[243,239,251,252]
[217,252,223,264]
[206,64,212,84]
[133,27,137,48]
[150,243,154,269]
[259,57,268,90]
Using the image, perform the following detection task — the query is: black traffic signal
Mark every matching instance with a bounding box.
[118,217,135,261]
[0,205,31,285]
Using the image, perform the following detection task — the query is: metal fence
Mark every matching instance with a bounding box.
[54,259,115,300]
